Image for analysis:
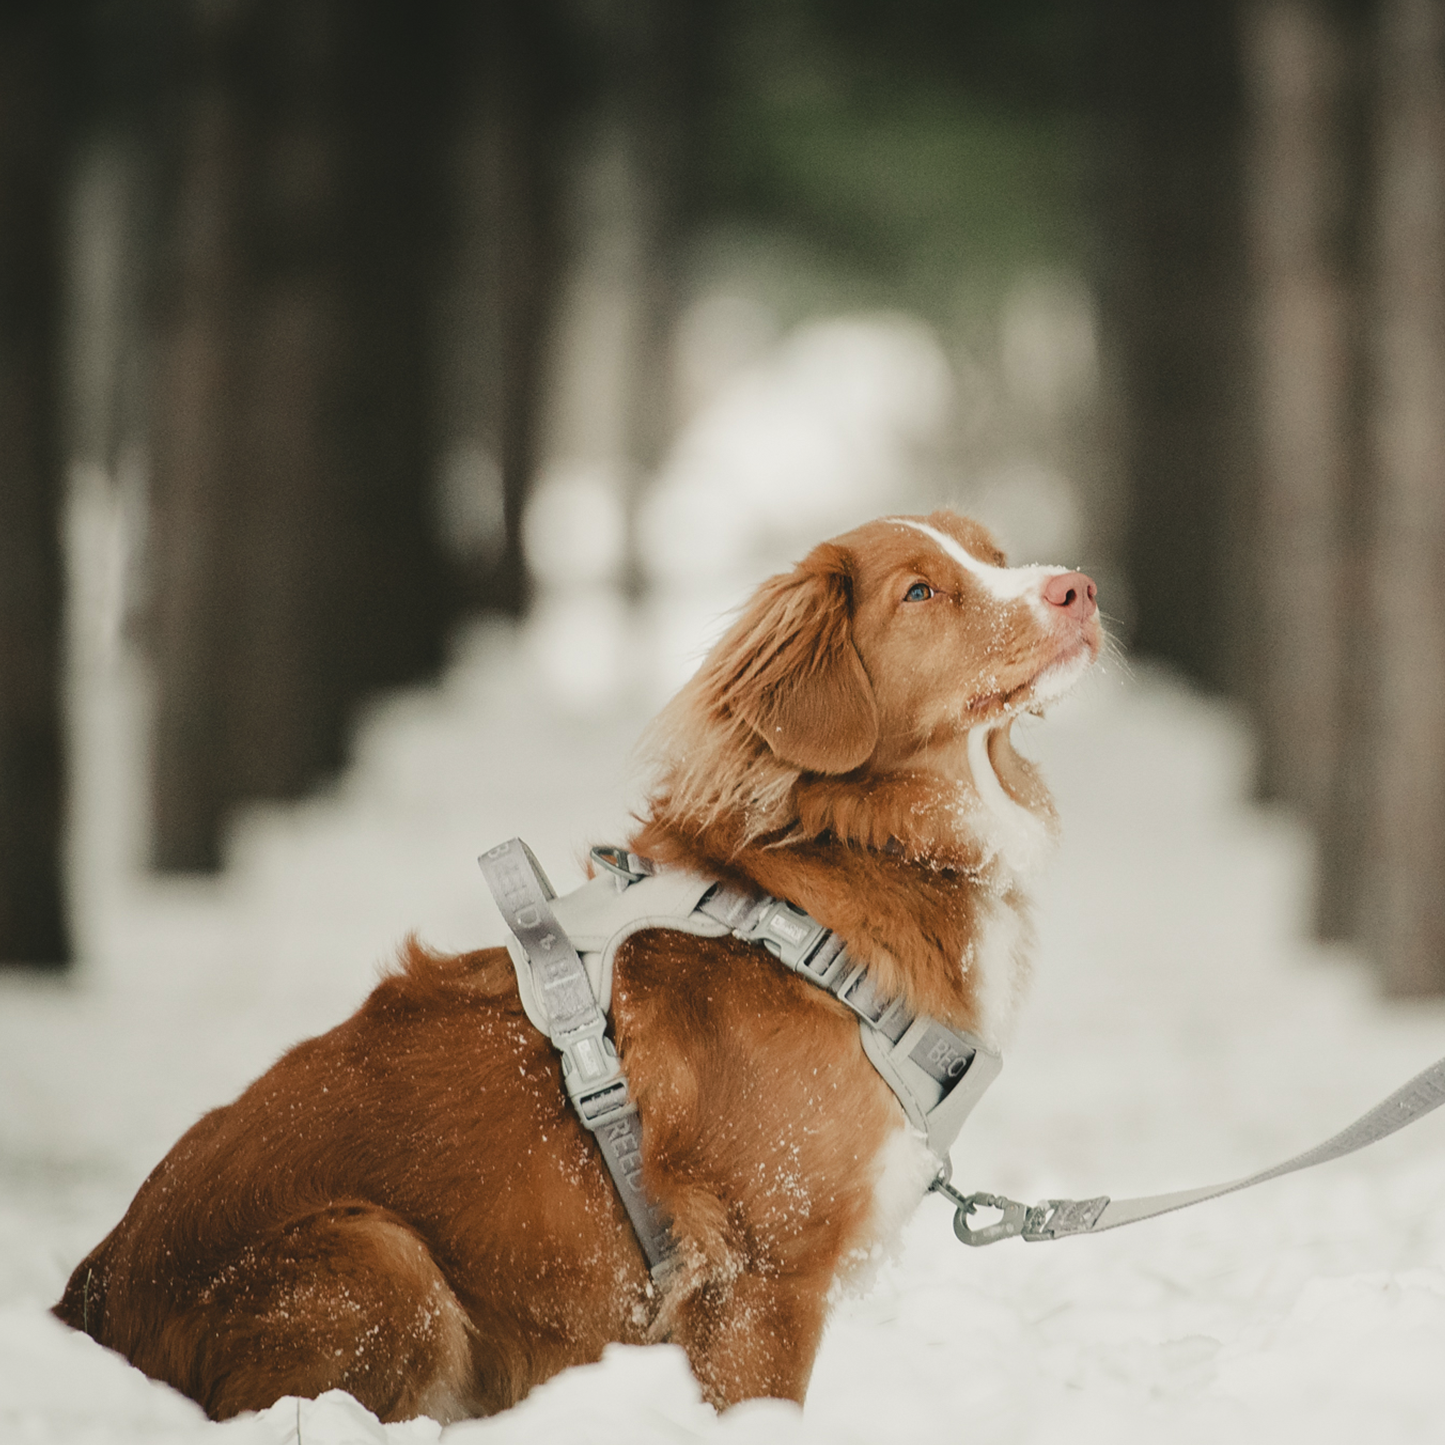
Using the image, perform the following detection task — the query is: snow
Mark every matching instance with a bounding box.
[9,309,1445,1441]
[7,636,1445,1444]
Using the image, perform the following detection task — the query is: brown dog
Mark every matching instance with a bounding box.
[55,511,1101,1422]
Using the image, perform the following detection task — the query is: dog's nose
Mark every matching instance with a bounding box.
[1042,571,1098,620]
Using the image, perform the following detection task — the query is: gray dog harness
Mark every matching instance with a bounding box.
[479,838,1000,1275]
[481,838,1445,1267]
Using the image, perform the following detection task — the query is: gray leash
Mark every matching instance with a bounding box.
[936,1051,1445,1244]
[478,839,673,1275]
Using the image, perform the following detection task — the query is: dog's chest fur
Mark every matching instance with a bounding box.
[843,728,1043,1275]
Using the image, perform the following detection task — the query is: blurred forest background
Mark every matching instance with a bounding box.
[0,0,1442,994]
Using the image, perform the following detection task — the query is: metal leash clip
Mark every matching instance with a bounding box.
[931,1175,1112,1244]
[931,1178,1031,1245]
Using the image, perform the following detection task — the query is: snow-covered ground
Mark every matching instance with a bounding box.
[6,626,1445,1445]
[9,307,1445,1442]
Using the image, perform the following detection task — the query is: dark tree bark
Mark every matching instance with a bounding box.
[146,1,250,871]
[1094,0,1257,691]
[438,2,712,610]
[330,3,448,700]
[603,0,719,598]
[441,3,573,615]
[0,2,72,964]
[147,0,448,870]
[223,0,447,805]
[1360,0,1445,992]
[1241,2,1367,829]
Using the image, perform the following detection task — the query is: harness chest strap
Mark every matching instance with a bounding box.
[710,872,1445,1246]
[691,879,1000,1160]
[690,871,1445,1247]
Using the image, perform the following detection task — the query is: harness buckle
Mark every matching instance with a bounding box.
[744,898,829,970]
[572,1078,636,1129]
[555,1018,632,1127]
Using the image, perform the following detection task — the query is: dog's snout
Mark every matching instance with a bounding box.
[1042,571,1098,621]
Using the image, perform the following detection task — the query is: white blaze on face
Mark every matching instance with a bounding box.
[889,517,1065,615]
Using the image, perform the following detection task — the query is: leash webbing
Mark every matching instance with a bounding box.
[478,839,673,1275]
[937,1051,1445,1245]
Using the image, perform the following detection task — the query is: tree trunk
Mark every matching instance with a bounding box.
[1095,0,1257,692]
[1240,1,1364,826]
[147,0,448,870]
[445,3,569,615]
[0,2,71,964]
[224,0,446,803]
[1362,0,1445,992]
[146,0,251,871]
[604,0,717,599]
[330,1,447,700]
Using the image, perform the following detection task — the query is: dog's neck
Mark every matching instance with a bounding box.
[632,719,1052,1035]
[789,722,1056,877]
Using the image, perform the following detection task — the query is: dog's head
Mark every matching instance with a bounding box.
[644,509,1102,864]
[696,510,1101,776]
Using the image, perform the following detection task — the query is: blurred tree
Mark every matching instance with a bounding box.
[1361,0,1445,992]
[225,0,447,804]
[1245,1,1362,822]
[592,0,719,596]
[440,0,717,603]
[145,0,249,871]
[147,0,448,871]
[0,1,71,965]
[440,1,575,614]
[1238,0,1372,940]
[1093,0,1257,692]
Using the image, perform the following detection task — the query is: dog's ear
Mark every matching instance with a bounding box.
[703,543,879,774]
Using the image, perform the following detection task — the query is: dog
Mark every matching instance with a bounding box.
[55,510,1101,1422]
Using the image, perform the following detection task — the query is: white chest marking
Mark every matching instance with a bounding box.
[968,896,1028,1050]
[869,1120,939,1237]
[965,725,1052,878]
[834,1118,939,1297]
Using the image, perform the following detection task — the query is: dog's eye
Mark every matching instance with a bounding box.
[903,582,934,603]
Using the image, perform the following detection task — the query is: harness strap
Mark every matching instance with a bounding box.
[939,1050,1445,1245]
[478,839,673,1275]
[695,884,1001,1161]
